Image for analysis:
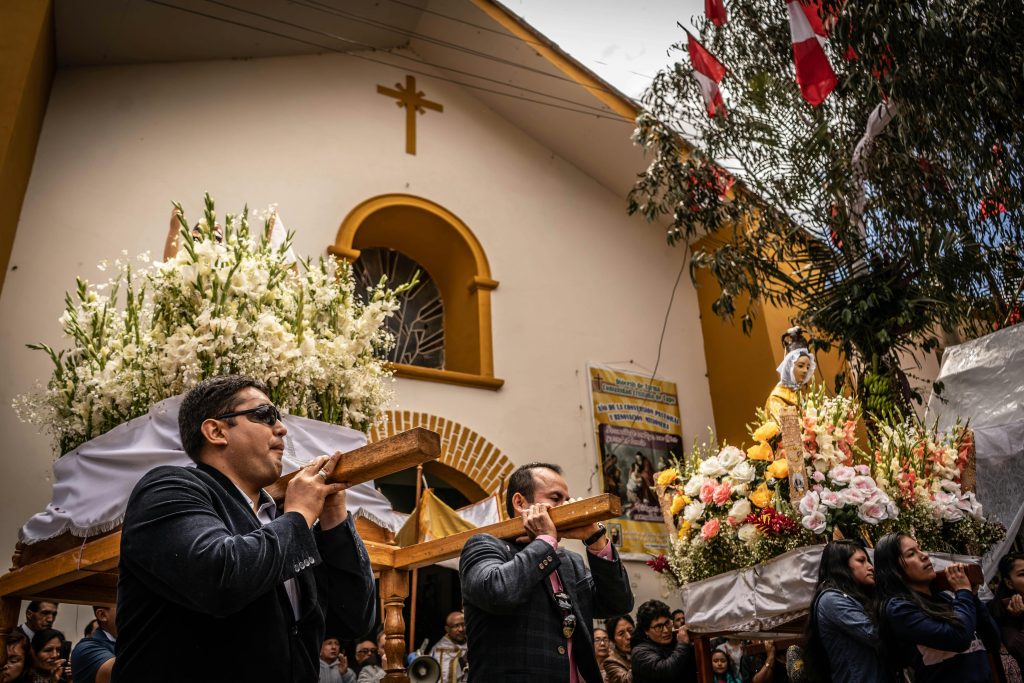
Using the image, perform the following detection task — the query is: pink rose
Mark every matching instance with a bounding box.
[701,517,721,540]
[840,487,868,505]
[819,489,842,508]
[854,464,870,476]
[857,502,886,524]
[699,479,717,504]
[849,475,878,492]
[812,471,826,483]
[713,482,733,506]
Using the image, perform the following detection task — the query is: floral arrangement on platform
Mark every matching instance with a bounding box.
[654,435,815,584]
[15,195,408,455]
[651,385,1003,587]
[872,419,1003,554]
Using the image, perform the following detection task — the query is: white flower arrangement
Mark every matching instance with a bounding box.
[15,195,409,455]
[797,463,899,536]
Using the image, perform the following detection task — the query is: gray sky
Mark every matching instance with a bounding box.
[508,0,705,98]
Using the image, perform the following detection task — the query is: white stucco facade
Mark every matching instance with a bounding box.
[0,50,712,622]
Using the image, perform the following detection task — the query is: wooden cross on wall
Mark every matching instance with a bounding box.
[377,75,443,155]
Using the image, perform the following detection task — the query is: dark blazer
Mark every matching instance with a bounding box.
[460,533,634,683]
[113,463,375,683]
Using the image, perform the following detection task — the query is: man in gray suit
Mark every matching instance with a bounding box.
[460,462,634,683]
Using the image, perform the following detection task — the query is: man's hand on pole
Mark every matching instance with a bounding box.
[283,452,347,528]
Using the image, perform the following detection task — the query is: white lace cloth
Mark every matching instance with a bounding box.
[19,394,405,544]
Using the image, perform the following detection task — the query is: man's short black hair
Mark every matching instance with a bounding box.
[671,609,685,618]
[178,375,270,461]
[634,599,672,641]
[26,600,55,614]
[505,462,563,519]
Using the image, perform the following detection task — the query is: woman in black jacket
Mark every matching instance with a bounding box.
[630,600,696,683]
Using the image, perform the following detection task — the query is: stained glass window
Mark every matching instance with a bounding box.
[352,247,445,369]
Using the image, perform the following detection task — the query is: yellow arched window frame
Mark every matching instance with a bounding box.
[329,194,503,390]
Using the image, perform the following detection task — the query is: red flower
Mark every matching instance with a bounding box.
[744,507,798,536]
[646,554,670,574]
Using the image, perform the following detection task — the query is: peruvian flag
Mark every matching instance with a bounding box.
[687,32,727,117]
[706,0,727,27]
[786,0,837,106]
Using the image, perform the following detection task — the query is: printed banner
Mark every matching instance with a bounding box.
[588,364,682,559]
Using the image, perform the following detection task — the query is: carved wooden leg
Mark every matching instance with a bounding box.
[0,597,20,667]
[380,568,410,683]
[692,633,712,683]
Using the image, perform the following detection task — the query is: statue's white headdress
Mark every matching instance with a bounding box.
[775,327,816,389]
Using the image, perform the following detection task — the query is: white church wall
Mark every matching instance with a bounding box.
[0,51,713,613]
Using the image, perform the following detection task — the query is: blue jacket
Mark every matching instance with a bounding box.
[884,589,1002,683]
[815,589,889,683]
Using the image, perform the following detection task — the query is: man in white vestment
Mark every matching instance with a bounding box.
[429,611,468,683]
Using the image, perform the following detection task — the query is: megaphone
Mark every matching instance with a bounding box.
[407,655,441,683]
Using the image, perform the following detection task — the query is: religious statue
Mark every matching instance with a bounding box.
[764,326,816,424]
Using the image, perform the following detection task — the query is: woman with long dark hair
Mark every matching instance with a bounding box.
[13,629,67,683]
[875,532,1005,683]
[990,552,1024,674]
[603,614,634,683]
[630,600,695,683]
[801,539,888,682]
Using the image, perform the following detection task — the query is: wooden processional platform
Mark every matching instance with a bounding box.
[0,428,622,682]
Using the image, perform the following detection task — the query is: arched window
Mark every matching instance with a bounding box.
[330,194,502,390]
[352,247,445,369]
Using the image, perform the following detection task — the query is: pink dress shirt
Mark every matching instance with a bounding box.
[536,535,615,683]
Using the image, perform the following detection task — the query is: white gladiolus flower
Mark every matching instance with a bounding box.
[15,200,405,455]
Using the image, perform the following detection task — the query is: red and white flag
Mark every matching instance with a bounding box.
[687,33,727,117]
[705,0,727,27]
[786,0,837,106]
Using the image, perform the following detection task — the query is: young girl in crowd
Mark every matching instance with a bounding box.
[801,539,887,683]
[990,552,1024,676]
[710,649,740,683]
[875,532,1005,683]
[603,614,634,683]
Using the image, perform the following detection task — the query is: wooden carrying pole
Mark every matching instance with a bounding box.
[393,493,622,571]
[266,427,440,502]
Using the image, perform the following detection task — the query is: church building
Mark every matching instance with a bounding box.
[0,0,799,643]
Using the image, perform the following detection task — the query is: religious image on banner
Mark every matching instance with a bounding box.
[588,363,683,559]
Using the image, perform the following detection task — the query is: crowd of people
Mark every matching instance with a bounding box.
[3,375,1024,683]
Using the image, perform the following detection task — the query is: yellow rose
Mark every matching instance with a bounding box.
[678,520,692,539]
[746,442,773,461]
[656,467,680,487]
[749,483,773,508]
[670,494,690,515]
[766,459,789,479]
[753,421,781,442]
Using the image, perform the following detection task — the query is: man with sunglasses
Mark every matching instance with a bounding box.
[114,375,376,683]
[460,462,634,683]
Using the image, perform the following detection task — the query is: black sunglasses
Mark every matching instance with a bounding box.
[213,404,282,426]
